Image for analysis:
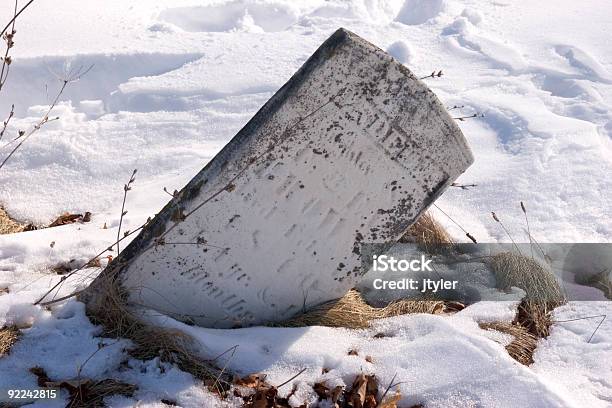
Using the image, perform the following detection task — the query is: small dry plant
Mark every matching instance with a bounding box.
[0,324,20,356]
[483,203,568,364]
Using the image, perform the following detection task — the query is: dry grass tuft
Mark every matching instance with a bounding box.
[0,206,25,234]
[401,212,453,248]
[516,299,555,339]
[0,325,20,356]
[80,271,225,387]
[490,252,566,306]
[479,321,538,365]
[278,289,446,328]
[490,252,565,339]
[29,365,136,408]
[481,252,566,364]
[65,379,136,408]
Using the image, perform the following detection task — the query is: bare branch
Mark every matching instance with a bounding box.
[117,169,137,256]
[554,314,607,343]
[0,70,87,171]
[33,224,146,305]
[419,70,443,80]
[450,182,477,190]
[276,368,307,389]
[0,104,14,141]
[0,0,36,94]
[0,0,34,40]
[453,113,484,121]
[432,203,478,243]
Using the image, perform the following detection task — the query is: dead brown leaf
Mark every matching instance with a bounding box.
[313,382,329,400]
[49,212,91,227]
[350,374,367,408]
[378,391,401,408]
[364,395,377,408]
[365,375,378,398]
[331,385,343,403]
[234,373,266,389]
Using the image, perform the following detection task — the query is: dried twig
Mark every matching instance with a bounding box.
[76,340,119,381]
[453,113,484,121]
[432,203,477,243]
[379,372,398,402]
[553,314,607,343]
[33,224,146,306]
[0,0,34,49]
[163,187,178,198]
[520,201,534,259]
[0,0,35,94]
[0,64,92,171]
[491,211,522,254]
[276,367,307,389]
[450,182,477,190]
[211,344,237,395]
[117,169,137,256]
[520,228,549,262]
[446,104,465,111]
[419,70,443,80]
[0,104,14,141]
[208,344,239,363]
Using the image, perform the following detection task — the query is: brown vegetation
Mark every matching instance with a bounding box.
[0,207,92,235]
[279,289,448,329]
[479,321,538,366]
[236,372,406,408]
[401,212,453,248]
[29,366,136,408]
[482,252,567,364]
[0,206,28,234]
[0,324,20,356]
[79,271,226,389]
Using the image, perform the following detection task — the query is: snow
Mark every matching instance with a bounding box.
[0,0,611,406]
[533,302,612,407]
[146,309,574,408]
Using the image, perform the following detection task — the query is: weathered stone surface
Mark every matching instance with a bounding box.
[86,28,473,328]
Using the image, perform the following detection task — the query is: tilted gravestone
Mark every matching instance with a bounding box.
[85,28,474,328]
